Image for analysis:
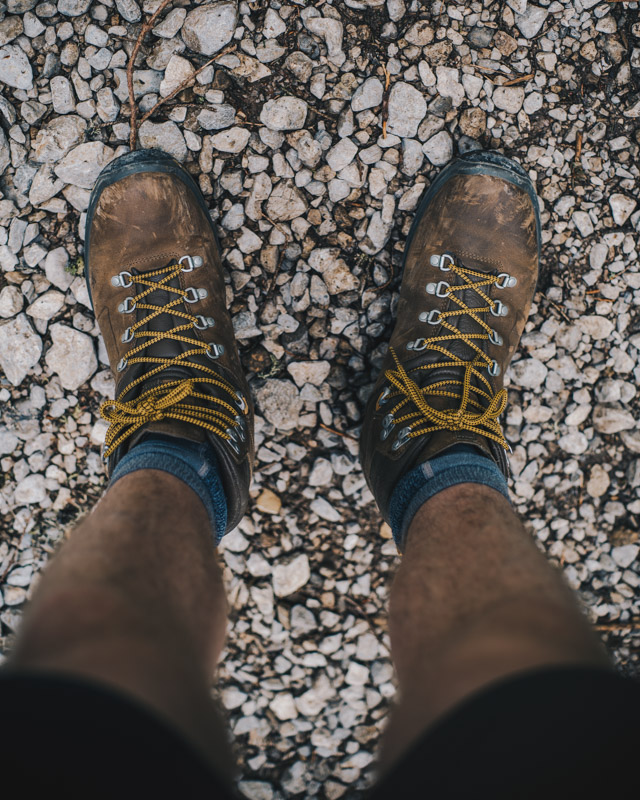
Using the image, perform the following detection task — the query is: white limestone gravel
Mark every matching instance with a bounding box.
[44,323,97,391]
[0,43,33,89]
[2,1,640,797]
[0,313,42,385]
[181,1,237,57]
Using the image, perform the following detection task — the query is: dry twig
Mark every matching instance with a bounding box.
[138,44,236,129]
[262,212,288,236]
[127,0,174,151]
[127,1,237,150]
[576,130,583,161]
[595,619,640,632]
[548,300,570,322]
[500,72,534,87]
[319,423,358,442]
[381,65,390,139]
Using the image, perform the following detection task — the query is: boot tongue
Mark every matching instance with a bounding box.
[127,421,207,450]
[416,429,493,460]
[445,269,489,360]
[137,265,186,361]
[124,265,195,395]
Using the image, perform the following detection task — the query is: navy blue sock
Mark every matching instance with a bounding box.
[387,445,510,551]
[109,434,228,544]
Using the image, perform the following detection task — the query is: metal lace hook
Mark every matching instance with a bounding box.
[179,255,203,272]
[234,416,246,441]
[185,287,209,303]
[111,270,133,288]
[117,297,136,314]
[194,315,215,330]
[491,301,508,317]
[206,343,225,360]
[425,281,450,298]
[380,412,394,441]
[495,272,517,289]
[429,253,455,272]
[392,426,412,451]
[418,309,443,325]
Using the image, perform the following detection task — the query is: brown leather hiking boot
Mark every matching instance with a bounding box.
[86,149,254,532]
[360,151,540,525]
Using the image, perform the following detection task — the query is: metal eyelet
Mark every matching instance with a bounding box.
[491,301,508,317]
[179,255,203,272]
[236,391,246,411]
[429,253,454,272]
[378,386,391,405]
[194,315,215,330]
[206,343,225,360]
[185,287,209,303]
[118,297,136,314]
[419,309,443,325]
[121,327,134,343]
[489,329,503,346]
[111,271,132,288]
[407,338,428,352]
[116,357,127,372]
[392,426,412,451]
[426,281,450,297]
[380,426,391,441]
[488,360,501,376]
[495,272,517,289]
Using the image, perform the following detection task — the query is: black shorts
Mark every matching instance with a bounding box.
[1,667,638,798]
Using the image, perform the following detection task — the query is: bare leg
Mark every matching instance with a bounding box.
[4,471,233,780]
[379,483,610,774]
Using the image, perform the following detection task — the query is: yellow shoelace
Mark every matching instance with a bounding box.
[381,258,510,450]
[101,261,246,459]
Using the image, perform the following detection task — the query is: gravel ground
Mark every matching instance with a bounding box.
[1,0,640,797]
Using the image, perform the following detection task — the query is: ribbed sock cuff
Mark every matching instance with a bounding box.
[388,445,510,551]
[109,434,228,544]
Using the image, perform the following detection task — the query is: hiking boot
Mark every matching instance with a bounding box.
[85,149,253,532]
[360,151,541,524]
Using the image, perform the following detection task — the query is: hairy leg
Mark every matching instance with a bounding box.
[379,483,609,774]
[5,471,233,779]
